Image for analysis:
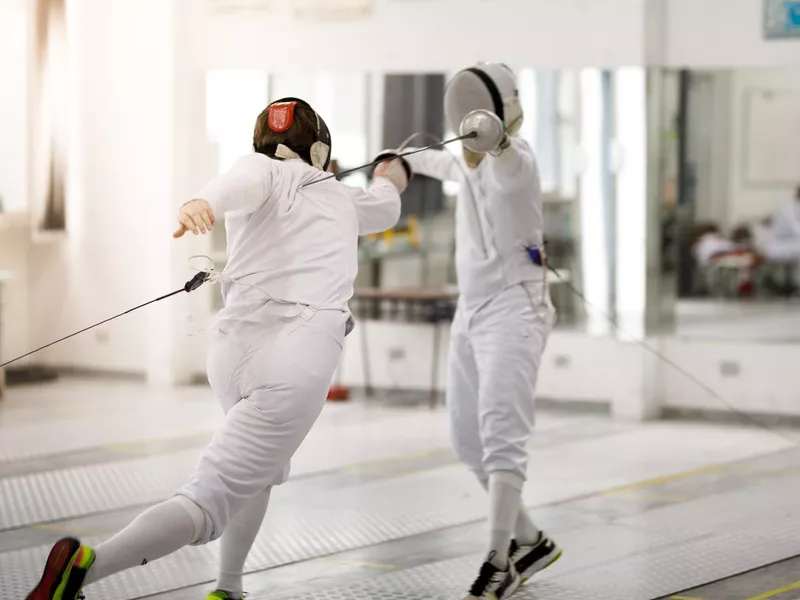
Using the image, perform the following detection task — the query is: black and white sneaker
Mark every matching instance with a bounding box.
[510,532,562,584]
[464,553,521,599]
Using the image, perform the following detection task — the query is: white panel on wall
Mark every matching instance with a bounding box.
[662,338,800,417]
[742,88,800,184]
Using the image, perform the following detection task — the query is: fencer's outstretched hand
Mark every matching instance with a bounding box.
[174,199,216,238]
[374,159,409,194]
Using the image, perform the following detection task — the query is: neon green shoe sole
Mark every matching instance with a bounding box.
[26,538,96,600]
[207,591,245,600]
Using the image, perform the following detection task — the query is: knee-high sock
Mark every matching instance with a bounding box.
[84,496,205,584]
[487,472,524,568]
[216,487,272,596]
[478,475,540,548]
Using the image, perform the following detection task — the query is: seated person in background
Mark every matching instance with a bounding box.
[692,222,760,297]
[692,223,740,267]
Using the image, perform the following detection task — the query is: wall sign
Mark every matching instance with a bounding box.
[208,0,276,14]
[764,0,800,39]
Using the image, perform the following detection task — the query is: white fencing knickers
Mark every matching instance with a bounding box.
[177,301,346,544]
[447,283,554,481]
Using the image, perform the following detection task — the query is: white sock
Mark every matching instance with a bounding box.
[515,509,541,546]
[216,487,272,596]
[487,472,524,569]
[478,474,540,546]
[84,496,205,584]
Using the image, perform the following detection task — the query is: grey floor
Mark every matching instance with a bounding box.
[660,556,800,600]
[2,379,800,599]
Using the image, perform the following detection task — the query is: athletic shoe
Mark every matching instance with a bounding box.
[510,532,562,584]
[25,538,96,600]
[207,592,246,600]
[463,552,521,599]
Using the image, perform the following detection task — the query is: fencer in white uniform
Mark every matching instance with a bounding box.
[403,64,561,600]
[24,98,406,600]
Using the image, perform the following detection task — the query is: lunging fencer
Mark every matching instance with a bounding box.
[25,98,407,600]
[402,63,562,600]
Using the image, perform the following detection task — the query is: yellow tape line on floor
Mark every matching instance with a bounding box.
[747,579,800,600]
[603,464,727,495]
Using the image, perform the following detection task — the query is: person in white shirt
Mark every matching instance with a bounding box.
[404,64,561,600]
[764,187,800,265]
[25,98,406,600]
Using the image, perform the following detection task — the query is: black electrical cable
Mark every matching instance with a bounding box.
[0,272,210,369]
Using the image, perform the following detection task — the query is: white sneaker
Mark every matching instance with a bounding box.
[510,532,562,584]
[463,552,521,599]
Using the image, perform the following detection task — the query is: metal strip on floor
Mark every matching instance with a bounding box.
[5,459,800,599]
[0,418,614,531]
[279,475,800,600]
[2,419,790,532]
[0,451,201,530]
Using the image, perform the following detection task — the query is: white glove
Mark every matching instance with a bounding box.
[374,158,409,194]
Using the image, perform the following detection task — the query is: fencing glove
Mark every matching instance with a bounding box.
[373,151,413,194]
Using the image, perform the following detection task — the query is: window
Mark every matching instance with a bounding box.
[205,70,269,175]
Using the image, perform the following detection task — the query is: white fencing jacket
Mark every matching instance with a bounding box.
[194,154,401,317]
[405,138,546,313]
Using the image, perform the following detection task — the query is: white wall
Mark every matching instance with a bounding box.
[0,0,30,367]
[186,0,647,71]
[335,320,800,419]
[662,338,800,416]
[0,223,30,366]
[0,0,28,215]
[25,0,177,373]
[665,0,800,68]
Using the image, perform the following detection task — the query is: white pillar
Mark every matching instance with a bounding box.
[610,67,670,420]
[578,69,612,337]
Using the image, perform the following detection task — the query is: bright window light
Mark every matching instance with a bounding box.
[614,68,647,339]
[579,69,610,333]
[205,70,268,175]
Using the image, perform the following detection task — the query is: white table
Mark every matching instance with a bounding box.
[0,270,11,399]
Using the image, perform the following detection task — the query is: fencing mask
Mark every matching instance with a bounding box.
[444,63,523,169]
[253,97,332,171]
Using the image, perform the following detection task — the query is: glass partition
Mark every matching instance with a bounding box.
[202,68,673,338]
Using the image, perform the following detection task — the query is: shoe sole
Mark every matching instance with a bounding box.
[499,572,523,600]
[519,548,563,585]
[26,538,94,600]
